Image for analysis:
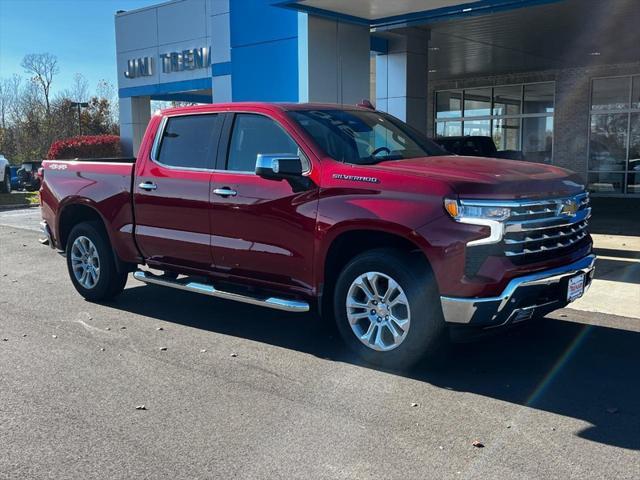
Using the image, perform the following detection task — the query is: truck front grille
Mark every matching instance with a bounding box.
[464,192,591,276]
[503,192,591,261]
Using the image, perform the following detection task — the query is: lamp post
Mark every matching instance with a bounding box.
[70,101,89,135]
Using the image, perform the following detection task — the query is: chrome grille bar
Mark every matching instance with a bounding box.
[505,231,589,257]
[504,207,591,233]
[463,192,591,264]
[504,221,589,245]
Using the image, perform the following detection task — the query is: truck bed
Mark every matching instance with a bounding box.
[40,158,140,263]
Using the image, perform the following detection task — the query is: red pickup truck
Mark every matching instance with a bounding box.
[40,102,595,367]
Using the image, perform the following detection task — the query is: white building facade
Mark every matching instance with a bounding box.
[116,0,640,196]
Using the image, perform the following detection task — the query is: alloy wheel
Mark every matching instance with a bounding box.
[346,271,411,351]
[70,236,101,289]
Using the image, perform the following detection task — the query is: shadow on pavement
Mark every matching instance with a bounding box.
[109,283,640,451]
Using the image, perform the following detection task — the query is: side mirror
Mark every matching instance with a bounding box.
[255,154,304,179]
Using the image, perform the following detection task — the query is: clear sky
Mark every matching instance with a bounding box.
[0,0,161,96]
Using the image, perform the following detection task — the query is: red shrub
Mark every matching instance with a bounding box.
[47,135,121,160]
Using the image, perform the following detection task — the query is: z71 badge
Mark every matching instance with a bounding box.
[48,163,67,170]
[332,173,379,184]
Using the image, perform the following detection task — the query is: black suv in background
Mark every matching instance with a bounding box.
[434,136,524,161]
[16,161,42,191]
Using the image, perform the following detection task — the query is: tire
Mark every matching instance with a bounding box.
[1,170,10,194]
[65,221,128,301]
[333,248,446,369]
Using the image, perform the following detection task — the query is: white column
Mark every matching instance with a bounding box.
[119,96,151,156]
[298,14,370,105]
[210,0,232,102]
[376,29,429,132]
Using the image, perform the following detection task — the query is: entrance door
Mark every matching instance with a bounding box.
[134,112,222,272]
[209,112,318,292]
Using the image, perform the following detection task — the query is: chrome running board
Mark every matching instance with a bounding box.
[133,270,309,313]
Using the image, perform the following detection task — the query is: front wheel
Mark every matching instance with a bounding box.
[333,248,446,369]
[66,221,128,301]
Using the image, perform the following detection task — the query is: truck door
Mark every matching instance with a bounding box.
[133,112,222,272]
[209,112,318,293]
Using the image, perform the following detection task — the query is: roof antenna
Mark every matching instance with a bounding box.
[357,99,375,110]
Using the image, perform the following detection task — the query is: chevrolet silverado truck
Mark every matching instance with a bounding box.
[40,102,595,367]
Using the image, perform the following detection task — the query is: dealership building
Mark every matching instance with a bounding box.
[115,0,640,196]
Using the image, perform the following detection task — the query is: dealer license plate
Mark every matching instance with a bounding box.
[567,273,585,302]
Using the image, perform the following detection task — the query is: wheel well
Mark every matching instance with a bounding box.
[321,230,430,313]
[58,204,105,251]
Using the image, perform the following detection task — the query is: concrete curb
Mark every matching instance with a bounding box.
[0,203,40,211]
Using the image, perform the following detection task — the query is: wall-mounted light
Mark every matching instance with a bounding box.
[588,51,601,56]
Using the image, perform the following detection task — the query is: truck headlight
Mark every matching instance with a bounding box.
[444,198,510,246]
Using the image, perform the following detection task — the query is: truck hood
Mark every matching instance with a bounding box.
[370,155,586,199]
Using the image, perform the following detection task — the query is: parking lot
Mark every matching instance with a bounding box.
[1,207,639,479]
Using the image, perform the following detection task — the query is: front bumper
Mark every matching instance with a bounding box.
[440,254,596,327]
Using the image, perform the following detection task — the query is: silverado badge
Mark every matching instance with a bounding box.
[332,173,379,184]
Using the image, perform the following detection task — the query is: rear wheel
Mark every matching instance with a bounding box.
[66,221,128,301]
[333,248,446,369]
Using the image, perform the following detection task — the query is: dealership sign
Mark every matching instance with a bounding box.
[124,47,211,79]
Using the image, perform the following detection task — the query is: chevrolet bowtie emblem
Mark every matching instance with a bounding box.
[558,199,579,217]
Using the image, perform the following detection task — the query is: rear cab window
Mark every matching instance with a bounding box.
[154,114,222,170]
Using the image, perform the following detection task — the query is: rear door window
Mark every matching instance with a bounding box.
[156,114,221,169]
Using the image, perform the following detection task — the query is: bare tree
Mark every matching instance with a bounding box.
[0,79,10,130]
[21,53,59,117]
[96,79,118,124]
[5,75,23,123]
[0,75,21,129]
[96,79,115,102]
[71,73,89,103]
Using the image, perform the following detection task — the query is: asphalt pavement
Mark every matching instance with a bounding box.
[1,210,639,479]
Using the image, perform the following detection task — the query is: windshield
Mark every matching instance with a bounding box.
[287,109,446,165]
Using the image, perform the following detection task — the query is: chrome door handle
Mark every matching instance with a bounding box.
[213,187,237,197]
[138,181,157,191]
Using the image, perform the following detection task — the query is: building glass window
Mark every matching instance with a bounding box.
[434,82,555,163]
[629,113,640,194]
[588,75,640,195]
[523,116,553,164]
[493,86,521,116]
[493,118,521,152]
[591,77,630,111]
[436,121,462,137]
[463,119,490,137]
[632,76,640,110]
[463,88,491,117]
[523,83,554,114]
[435,91,462,119]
